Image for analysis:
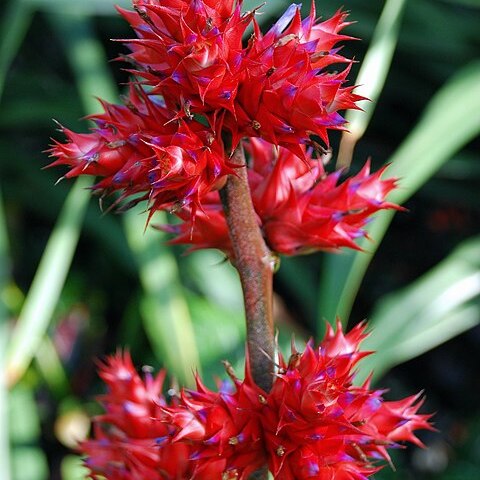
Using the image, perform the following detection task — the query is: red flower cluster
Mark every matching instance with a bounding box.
[48,0,373,241]
[117,0,249,114]
[82,322,432,479]
[119,1,362,152]
[161,139,400,256]
[227,4,361,155]
[81,352,192,479]
[49,86,230,216]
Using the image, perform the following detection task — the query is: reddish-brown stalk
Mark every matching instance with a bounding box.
[220,144,274,479]
[220,144,275,393]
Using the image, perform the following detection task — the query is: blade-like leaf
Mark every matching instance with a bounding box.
[0,20,33,471]
[185,249,243,311]
[9,386,49,480]
[337,0,407,169]
[0,187,11,480]
[124,209,200,386]
[6,11,118,386]
[318,61,480,327]
[356,236,480,383]
[49,12,201,385]
[6,176,93,386]
[0,0,33,101]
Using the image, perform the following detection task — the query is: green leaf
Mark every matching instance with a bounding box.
[35,337,70,399]
[6,10,123,386]
[124,209,200,386]
[0,17,34,473]
[187,292,245,368]
[337,0,407,168]
[0,0,33,101]
[49,12,201,385]
[184,249,243,311]
[9,386,49,480]
[6,176,93,386]
[318,61,480,327]
[356,236,480,383]
[0,186,11,480]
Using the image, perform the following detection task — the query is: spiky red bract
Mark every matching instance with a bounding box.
[118,0,249,115]
[48,1,364,225]
[227,4,363,155]
[48,86,230,216]
[118,1,360,153]
[163,139,400,256]
[81,326,432,479]
[165,365,268,479]
[80,351,192,479]
[261,320,434,479]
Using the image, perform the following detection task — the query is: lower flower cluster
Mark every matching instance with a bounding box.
[81,322,432,480]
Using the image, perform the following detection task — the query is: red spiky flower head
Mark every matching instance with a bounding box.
[81,324,432,479]
[164,361,268,479]
[48,0,364,222]
[228,3,363,155]
[118,0,251,115]
[261,320,434,479]
[48,85,231,218]
[163,139,400,257]
[80,351,192,479]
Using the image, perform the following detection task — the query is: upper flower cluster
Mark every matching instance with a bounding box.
[82,322,432,480]
[48,0,377,248]
[119,1,361,153]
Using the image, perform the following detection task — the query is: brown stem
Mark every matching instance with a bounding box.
[219,144,275,393]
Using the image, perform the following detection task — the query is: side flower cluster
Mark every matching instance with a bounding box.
[49,85,230,216]
[82,322,432,479]
[161,139,400,256]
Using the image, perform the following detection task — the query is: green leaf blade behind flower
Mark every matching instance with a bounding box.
[6,175,93,386]
[356,235,480,384]
[49,11,201,385]
[124,209,200,386]
[0,186,11,480]
[337,0,407,169]
[0,0,33,102]
[318,60,480,330]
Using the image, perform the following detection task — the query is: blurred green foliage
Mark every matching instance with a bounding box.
[0,0,479,479]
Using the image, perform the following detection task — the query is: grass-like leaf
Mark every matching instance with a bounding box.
[0,187,11,480]
[6,176,93,386]
[356,236,480,383]
[9,386,49,480]
[318,61,480,327]
[49,11,201,384]
[337,0,407,169]
[124,209,200,386]
[0,1,33,101]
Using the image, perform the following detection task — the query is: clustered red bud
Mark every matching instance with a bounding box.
[118,0,249,115]
[162,363,267,479]
[48,0,377,245]
[161,139,400,256]
[81,352,192,479]
[49,85,231,216]
[82,322,432,479]
[261,322,433,479]
[228,4,362,155]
